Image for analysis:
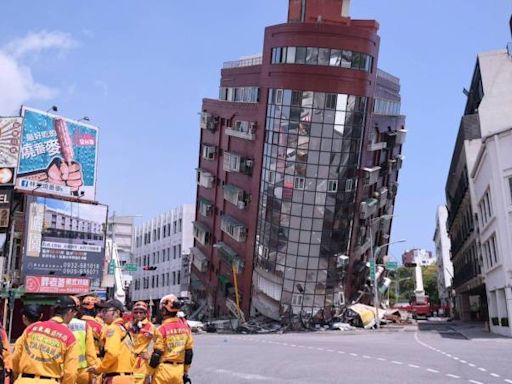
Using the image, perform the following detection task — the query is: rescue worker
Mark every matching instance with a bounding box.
[88,299,135,384]
[126,302,155,384]
[80,296,104,357]
[8,304,43,380]
[149,295,193,384]
[69,297,99,384]
[11,296,80,384]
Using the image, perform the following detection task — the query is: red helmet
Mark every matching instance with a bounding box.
[133,301,148,313]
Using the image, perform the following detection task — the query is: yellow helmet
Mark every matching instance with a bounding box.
[160,294,179,313]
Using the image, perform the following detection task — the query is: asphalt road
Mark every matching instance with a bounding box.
[188,322,512,384]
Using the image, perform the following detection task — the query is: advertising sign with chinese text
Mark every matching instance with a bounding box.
[0,188,12,229]
[25,275,90,294]
[23,195,107,289]
[16,107,99,201]
[0,117,22,186]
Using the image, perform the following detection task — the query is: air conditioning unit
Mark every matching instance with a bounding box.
[237,201,246,209]
[245,159,254,168]
[249,122,257,132]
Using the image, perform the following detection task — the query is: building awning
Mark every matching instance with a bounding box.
[366,198,378,207]
[223,183,242,194]
[191,247,208,262]
[193,221,210,233]
[221,215,243,227]
[216,242,237,258]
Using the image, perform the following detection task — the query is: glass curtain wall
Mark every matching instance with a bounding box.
[255,88,367,315]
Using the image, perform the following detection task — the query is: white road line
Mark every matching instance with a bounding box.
[289,344,296,347]
[447,374,461,379]
[362,355,371,359]
[460,360,467,364]
[490,373,500,378]
[337,351,345,354]
[377,357,387,361]
[469,380,483,384]
[427,368,440,373]
[468,363,476,367]
[349,353,358,357]
[446,354,452,357]
[408,364,420,368]
[453,357,460,360]
[392,361,404,365]
[504,379,512,384]
[326,349,335,352]
[478,368,487,372]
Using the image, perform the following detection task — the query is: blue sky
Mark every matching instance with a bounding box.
[0,1,510,259]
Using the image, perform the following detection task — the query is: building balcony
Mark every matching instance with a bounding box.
[196,169,215,189]
[361,166,381,186]
[223,183,248,209]
[396,129,407,145]
[355,237,371,256]
[377,187,388,208]
[193,221,211,246]
[198,198,214,217]
[220,215,247,243]
[395,154,405,170]
[223,152,254,175]
[222,55,262,69]
[191,246,209,273]
[201,145,217,161]
[225,121,256,141]
[360,198,378,220]
[216,241,244,272]
[200,112,219,132]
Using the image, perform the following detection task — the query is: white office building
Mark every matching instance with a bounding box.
[470,48,512,337]
[433,205,453,314]
[131,204,195,305]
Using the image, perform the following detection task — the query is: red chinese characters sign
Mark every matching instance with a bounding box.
[25,275,90,294]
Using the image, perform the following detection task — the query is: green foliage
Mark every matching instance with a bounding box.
[423,264,440,304]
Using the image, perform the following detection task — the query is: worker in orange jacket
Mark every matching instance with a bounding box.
[88,299,135,384]
[126,302,155,384]
[11,296,80,384]
[149,295,193,384]
[80,295,104,357]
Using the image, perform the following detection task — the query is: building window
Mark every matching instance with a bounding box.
[327,180,338,193]
[177,271,181,285]
[220,215,248,242]
[179,219,182,232]
[173,271,176,285]
[201,145,216,160]
[294,177,305,190]
[478,188,493,227]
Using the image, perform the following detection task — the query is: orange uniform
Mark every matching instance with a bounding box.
[97,319,135,384]
[152,318,194,384]
[12,317,79,384]
[126,319,155,384]
[82,315,104,356]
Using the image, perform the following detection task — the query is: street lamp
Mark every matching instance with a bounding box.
[367,214,405,329]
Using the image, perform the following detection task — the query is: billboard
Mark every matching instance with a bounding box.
[0,117,22,186]
[23,195,108,290]
[0,188,13,229]
[16,107,99,201]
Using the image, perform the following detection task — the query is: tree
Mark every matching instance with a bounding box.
[422,265,440,304]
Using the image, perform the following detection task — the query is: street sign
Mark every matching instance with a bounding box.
[108,260,115,275]
[385,261,398,271]
[123,263,138,272]
[369,260,376,279]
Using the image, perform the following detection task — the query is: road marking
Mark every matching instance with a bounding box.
[349,353,358,357]
[326,349,335,352]
[469,380,483,384]
[504,379,512,383]
[490,373,500,378]
[427,368,440,373]
[316,347,324,351]
[213,368,274,381]
[468,364,476,367]
[392,361,403,365]
[446,354,452,357]
[446,374,460,379]
[362,355,371,359]
[478,368,487,372]
[408,364,420,368]
[460,360,467,364]
[453,357,460,360]
[289,344,296,347]
[337,351,345,354]
[377,357,387,361]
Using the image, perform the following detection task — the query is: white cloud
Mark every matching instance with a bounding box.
[0,52,57,115]
[4,30,78,59]
[0,30,77,115]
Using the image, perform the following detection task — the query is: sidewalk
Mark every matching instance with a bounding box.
[449,320,512,341]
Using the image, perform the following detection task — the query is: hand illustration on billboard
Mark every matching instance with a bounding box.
[47,157,84,191]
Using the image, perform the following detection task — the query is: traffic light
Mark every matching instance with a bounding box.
[142,266,157,271]
[108,260,116,275]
